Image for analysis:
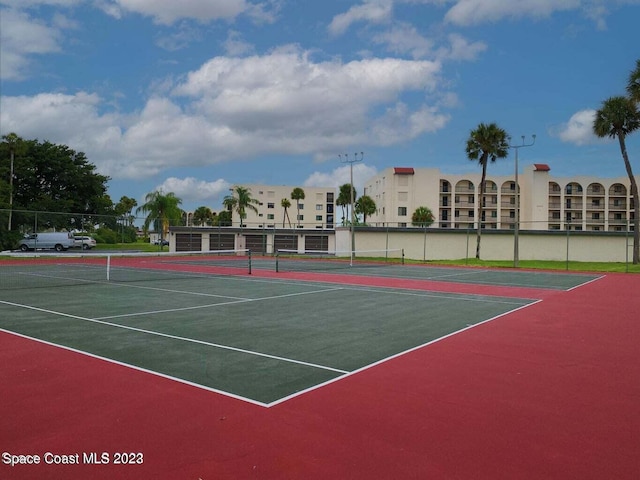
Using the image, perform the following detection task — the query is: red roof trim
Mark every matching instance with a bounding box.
[534,163,550,172]
[393,167,415,175]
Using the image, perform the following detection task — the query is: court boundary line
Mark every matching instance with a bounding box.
[0,299,349,375]
[266,299,543,407]
[266,262,605,291]
[0,327,270,408]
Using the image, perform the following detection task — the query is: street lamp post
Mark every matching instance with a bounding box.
[507,134,536,268]
[339,152,363,265]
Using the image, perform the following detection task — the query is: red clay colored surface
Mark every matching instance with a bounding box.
[1,272,638,479]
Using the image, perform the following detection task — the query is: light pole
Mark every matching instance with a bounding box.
[339,152,363,264]
[507,134,536,267]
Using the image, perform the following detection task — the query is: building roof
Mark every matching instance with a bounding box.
[393,167,415,175]
[534,163,551,172]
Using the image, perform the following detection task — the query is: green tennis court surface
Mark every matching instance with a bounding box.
[259,256,601,290]
[0,271,540,406]
[0,253,601,405]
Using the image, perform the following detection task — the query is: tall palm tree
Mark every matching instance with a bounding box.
[291,187,305,227]
[593,96,640,263]
[281,198,292,228]
[223,186,259,227]
[136,191,183,241]
[355,195,376,225]
[337,183,356,225]
[627,59,640,103]
[466,122,509,259]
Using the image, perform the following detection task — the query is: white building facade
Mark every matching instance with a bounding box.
[234,184,336,229]
[364,165,636,232]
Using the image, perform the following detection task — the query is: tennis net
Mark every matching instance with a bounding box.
[275,248,404,272]
[0,249,252,290]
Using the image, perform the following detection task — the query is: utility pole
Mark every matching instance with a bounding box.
[339,152,363,265]
[507,135,536,267]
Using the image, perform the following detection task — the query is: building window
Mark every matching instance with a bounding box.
[316,204,323,210]
[398,207,407,216]
[298,204,304,210]
[592,213,600,220]
[267,214,274,220]
[316,215,323,221]
[297,215,304,221]
[267,202,275,208]
[327,192,334,202]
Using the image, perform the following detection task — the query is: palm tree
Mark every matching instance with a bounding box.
[281,198,292,228]
[466,122,509,259]
[627,59,640,103]
[193,206,214,226]
[355,195,376,225]
[136,191,183,242]
[291,187,305,227]
[593,96,640,263]
[412,206,435,227]
[223,186,259,227]
[337,183,356,225]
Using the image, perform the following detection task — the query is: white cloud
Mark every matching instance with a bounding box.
[154,177,231,203]
[0,8,64,80]
[1,48,450,179]
[556,109,599,145]
[371,21,434,59]
[304,163,378,192]
[437,33,487,61]
[328,0,393,36]
[444,0,582,26]
[102,0,250,25]
[223,30,255,56]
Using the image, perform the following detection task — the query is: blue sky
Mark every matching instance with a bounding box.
[1,0,639,213]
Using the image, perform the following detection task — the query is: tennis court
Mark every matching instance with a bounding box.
[2,251,637,480]
[0,251,561,406]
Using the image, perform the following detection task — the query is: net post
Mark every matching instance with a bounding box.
[106,254,111,281]
[402,248,405,265]
[275,251,279,273]
[248,249,252,275]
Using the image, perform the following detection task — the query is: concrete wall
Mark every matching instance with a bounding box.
[338,227,631,263]
[170,226,632,263]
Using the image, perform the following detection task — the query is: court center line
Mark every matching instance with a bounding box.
[15,270,252,301]
[94,286,344,320]
[0,297,349,375]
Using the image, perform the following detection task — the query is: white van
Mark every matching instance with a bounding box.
[18,232,75,252]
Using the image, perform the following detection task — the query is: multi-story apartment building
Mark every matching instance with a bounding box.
[364,165,637,231]
[231,184,336,229]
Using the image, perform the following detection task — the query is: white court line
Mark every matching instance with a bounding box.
[566,274,606,291]
[0,299,349,375]
[95,286,344,320]
[329,284,532,305]
[266,299,543,407]
[15,270,251,301]
[0,327,270,408]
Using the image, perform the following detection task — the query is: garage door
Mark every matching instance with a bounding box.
[175,233,202,252]
[209,233,236,251]
[273,234,298,252]
[304,235,329,252]
[244,234,269,255]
